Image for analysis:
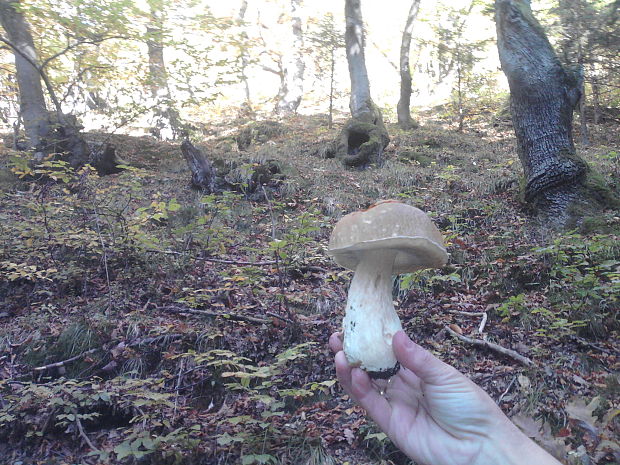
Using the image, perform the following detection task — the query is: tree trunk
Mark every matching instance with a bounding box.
[237,0,253,116]
[397,0,421,130]
[181,139,216,192]
[345,0,371,119]
[591,72,601,125]
[494,0,617,227]
[328,48,335,128]
[276,0,305,115]
[146,0,180,140]
[335,0,389,167]
[0,0,122,175]
[0,0,49,150]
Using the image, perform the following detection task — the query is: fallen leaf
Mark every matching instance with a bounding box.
[344,428,355,445]
[449,324,462,334]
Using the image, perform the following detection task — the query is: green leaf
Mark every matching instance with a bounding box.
[242,454,276,464]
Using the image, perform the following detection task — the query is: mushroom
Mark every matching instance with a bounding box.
[328,200,448,378]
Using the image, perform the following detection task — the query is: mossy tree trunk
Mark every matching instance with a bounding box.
[397,0,421,130]
[0,0,50,150]
[336,0,389,167]
[495,0,617,227]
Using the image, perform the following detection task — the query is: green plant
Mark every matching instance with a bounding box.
[497,293,528,320]
[533,233,620,337]
[0,375,206,462]
[172,343,335,463]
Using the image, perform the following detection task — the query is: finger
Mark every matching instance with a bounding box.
[392,330,460,386]
[329,332,343,353]
[348,368,392,431]
[334,350,354,394]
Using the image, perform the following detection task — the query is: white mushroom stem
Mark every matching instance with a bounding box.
[342,248,403,374]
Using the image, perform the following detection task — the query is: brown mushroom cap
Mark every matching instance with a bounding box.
[328,200,448,273]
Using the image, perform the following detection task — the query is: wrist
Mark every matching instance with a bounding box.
[475,417,562,465]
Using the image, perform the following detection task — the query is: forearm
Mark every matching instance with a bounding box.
[477,419,563,465]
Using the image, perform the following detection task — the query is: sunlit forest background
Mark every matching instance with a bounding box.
[0,0,619,464]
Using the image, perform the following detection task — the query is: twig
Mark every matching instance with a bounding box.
[127,333,183,348]
[146,249,276,266]
[33,348,99,372]
[498,375,517,403]
[0,35,63,116]
[449,310,487,316]
[75,414,98,451]
[198,257,275,266]
[93,206,113,311]
[265,312,294,324]
[41,35,130,69]
[160,305,272,325]
[478,312,488,334]
[445,326,534,367]
[172,358,184,422]
[9,334,33,348]
[291,265,328,274]
[569,335,615,355]
[261,184,277,241]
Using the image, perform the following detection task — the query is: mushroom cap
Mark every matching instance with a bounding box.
[328,200,448,273]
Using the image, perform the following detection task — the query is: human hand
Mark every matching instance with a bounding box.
[330,330,561,465]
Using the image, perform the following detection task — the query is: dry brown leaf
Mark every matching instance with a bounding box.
[448,324,462,334]
[566,396,601,430]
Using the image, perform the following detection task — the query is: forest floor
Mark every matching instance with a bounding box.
[0,112,619,465]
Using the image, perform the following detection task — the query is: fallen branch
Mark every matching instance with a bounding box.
[449,310,486,316]
[265,311,295,325]
[33,348,99,372]
[147,249,276,266]
[445,326,534,367]
[160,305,272,325]
[75,415,98,452]
[292,265,328,274]
[569,335,615,355]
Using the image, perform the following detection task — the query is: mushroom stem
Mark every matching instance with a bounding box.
[343,249,402,376]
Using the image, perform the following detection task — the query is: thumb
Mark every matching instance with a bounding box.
[392,331,462,386]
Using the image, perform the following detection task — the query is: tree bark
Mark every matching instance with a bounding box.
[397,0,421,130]
[237,0,252,115]
[0,0,49,150]
[146,0,180,140]
[494,0,617,226]
[335,0,389,167]
[276,0,305,115]
[345,0,371,119]
[181,139,216,192]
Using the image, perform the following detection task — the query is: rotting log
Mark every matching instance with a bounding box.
[89,143,124,175]
[181,139,216,192]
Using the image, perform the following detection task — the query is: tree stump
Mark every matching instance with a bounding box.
[181,139,216,192]
[332,104,390,168]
